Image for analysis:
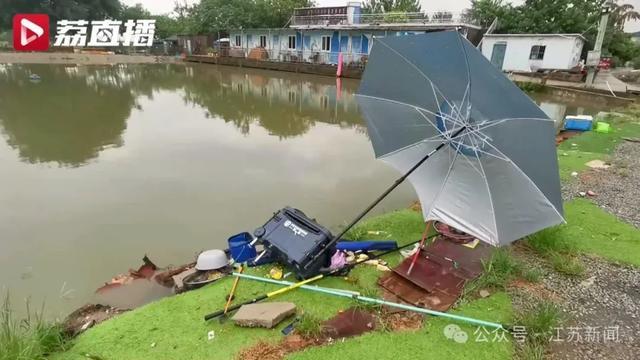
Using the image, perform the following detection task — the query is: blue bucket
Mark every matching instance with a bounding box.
[228,232,257,263]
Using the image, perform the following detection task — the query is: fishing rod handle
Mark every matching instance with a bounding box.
[204,295,267,321]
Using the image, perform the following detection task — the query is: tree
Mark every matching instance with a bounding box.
[254,0,315,29]
[362,0,421,14]
[154,15,182,38]
[190,0,313,33]
[468,0,510,28]
[120,3,152,20]
[609,2,640,29]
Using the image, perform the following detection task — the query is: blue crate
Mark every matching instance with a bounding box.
[564,115,593,131]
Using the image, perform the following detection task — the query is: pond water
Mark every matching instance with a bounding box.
[0,63,622,317]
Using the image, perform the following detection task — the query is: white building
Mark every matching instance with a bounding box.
[227,3,481,66]
[481,34,585,72]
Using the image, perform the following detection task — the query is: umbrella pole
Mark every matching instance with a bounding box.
[305,126,467,269]
[406,221,432,275]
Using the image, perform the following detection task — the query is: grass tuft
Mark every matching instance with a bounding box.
[527,227,575,255]
[515,301,563,347]
[527,227,584,277]
[520,268,544,283]
[467,248,525,292]
[343,224,368,241]
[295,313,323,339]
[1,293,68,360]
[519,342,545,360]
[548,253,584,276]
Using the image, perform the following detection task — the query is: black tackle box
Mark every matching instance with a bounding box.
[253,207,335,279]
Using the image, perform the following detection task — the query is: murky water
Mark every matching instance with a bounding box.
[0,63,621,317]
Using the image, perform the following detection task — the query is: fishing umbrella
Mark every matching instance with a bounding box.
[355,31,564,246]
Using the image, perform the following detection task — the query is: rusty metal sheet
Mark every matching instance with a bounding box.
[392,252,465,296]
[379,272,457,312]
[381,289,409,314]
[321,307,376,339]
[424,237,494,280]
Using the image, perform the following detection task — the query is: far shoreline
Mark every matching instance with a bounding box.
[0,51,179,64]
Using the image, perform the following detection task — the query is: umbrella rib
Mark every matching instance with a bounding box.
[375,38,457,112]
[415,107,466,135]
[449,137,510,162]
[423,135,465,221]
[474,117,555,133]
[455,133,484,177]
[456,33,473,122]
[378,125,463,161]
[355,94,466,130]
[477,137,566,223]
[417,107,467,130]
[457,83,471,125]
[375,106,468,160]
[427,83,466,130]
[468,133,499,242]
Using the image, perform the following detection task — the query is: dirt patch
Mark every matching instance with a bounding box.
[380,311,424,332]
[508,278,561,302]
[236,335,325,360]
[236,310,424,359]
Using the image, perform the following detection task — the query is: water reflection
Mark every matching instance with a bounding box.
[0,64,362,167]
[0,65,134,166]
[530,89,623,127]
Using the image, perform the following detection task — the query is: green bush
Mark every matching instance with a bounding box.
[0,294,68,360]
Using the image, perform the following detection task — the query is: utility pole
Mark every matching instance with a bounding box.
[585,3,612,86]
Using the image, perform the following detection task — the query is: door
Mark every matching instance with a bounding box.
[361,35,369,54]
[330,31,340,64]
[490,43,507,69]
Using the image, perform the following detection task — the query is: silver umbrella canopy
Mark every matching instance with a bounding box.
[356,31,564,246]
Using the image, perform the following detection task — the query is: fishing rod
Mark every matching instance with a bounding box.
[204,236,434,321]
[304,126,468,270]
[204,275,322,321]
[234,272,509,331]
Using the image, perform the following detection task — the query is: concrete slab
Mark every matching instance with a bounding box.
[232,302,296,328]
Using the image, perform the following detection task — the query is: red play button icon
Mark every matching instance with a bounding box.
[13,14,50,51]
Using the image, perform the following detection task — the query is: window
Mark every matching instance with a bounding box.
[259,35,267,48]
[320,95,328,109]
[288,35,296,49]
[529,45,546,60]
[235,35,241,47]
[321,36,331,51]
